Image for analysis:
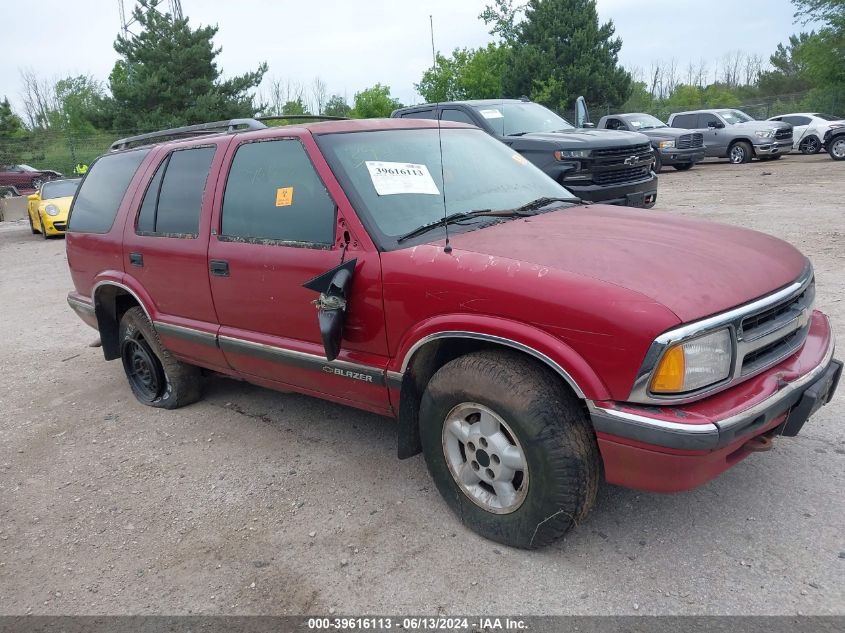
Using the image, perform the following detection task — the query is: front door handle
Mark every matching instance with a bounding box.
[210,259,229,277]
[129,252,143,267]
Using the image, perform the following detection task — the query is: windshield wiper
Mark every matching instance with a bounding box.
[396,197,580,244]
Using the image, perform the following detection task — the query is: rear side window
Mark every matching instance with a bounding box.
[136,146,215,236]
[68,149,150,233]
[671,114,696,129]
[220,139,335,246]
[401,109,435,119]
[440,109,476,125]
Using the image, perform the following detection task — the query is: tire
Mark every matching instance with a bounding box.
[728,141,752,164]
[27,210,38,234]
[39,215,49,239]
[799,136,821,155]
[652,150,662,172]
[419,350,600,549]
[31,177,43,190]
[829,136,845,161]
[118,306,202,409]
[673,163,694,171]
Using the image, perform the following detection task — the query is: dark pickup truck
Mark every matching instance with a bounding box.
[392,99,658,208]
[597,113,705,171]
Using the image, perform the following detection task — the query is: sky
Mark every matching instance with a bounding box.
[0,0,809,116]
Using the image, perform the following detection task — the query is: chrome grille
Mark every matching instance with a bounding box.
[775,128,793,141]
[677,133,703,149]
[737,278,814,376]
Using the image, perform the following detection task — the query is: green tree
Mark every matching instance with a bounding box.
[792,1,845,90]
[619,81,655,114]
[493,0,632,111]
[757,32,816,95]
[350,84,402,118]
[47,75,106,135]
[282,98,308,115]
[416,44,510,102]
[108,0,267,130]
[323,95,352,118]
[0,97,24,136]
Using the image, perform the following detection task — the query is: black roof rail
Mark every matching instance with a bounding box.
[110,118,267,151]
[257,115,349,123]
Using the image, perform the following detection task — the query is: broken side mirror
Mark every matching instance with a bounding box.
[575,96,592,128]
[302,258,357,361]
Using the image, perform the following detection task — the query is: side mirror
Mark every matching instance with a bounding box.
[582,122,596,128]
[302,258,357,361]
[708,121,725,129]
[575,95,591,128]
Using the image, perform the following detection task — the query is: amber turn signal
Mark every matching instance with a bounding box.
[650,344,686,393]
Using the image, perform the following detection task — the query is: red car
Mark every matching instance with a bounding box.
[0,164,62,191]
[64,118,841,548]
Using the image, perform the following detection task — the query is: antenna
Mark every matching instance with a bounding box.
[430,15,451,254]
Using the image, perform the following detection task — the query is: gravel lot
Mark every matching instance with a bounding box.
[1,154,843,616]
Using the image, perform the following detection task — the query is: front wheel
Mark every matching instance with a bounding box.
[652,150,662,172]
[39,215,49,239]
[119,307,202,409]
[728,141,752,164]
[799,136,821,155]
[829,137,845,161]
[419,350,600,549]
[673,163,694,171]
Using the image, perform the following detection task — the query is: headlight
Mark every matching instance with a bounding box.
[755,129,776,139]
[658,140,675,149]
[555,149,591,160]
[45,204,60,216]
[650,329,732,394]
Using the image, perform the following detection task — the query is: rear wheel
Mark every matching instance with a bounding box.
[673,163,694,171]
[119,307,202,409]
[829,136,845,161]
[419,350,600,549]
[728,141,752,164]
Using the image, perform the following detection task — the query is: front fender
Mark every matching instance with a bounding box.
[389,313,611,401]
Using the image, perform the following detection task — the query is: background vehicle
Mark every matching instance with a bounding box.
[767,112,845,154]
[823,126,845,160]
[27,178,80,238]
[392,99,658,208]
[668,109,792,164]
[0,164,63,190]
[597,113,705,171]
[65,118,840,549]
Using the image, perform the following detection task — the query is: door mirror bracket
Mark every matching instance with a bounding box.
[303,258,357,361]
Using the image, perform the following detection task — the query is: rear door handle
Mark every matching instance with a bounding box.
[210,259,229,277]
[129,252,143,267]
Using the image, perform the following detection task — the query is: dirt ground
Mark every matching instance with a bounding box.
[1,154,843,616]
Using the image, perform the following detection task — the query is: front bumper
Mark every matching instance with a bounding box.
[753,140,793,155]
[42,216,68,235]
[659,147,705,165]
[590,311,839,492]
[566,173,658,208]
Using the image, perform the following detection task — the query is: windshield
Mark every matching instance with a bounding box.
[471,102,575,136]
[41,179,80,199]
[717,110,754,125]
[815,113,843,121]
[623,114,667,130]
[19,164,38,172]
[316,128,575,248]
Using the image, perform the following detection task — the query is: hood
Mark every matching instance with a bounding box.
[519,128,650,148]
[443,205,807,323]
[637,127,690,140]
[732,120,791,132]
[41,195,74,216]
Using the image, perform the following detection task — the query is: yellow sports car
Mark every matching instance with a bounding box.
[27,178,80,238]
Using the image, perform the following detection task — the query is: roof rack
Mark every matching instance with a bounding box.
[109,118,267,151]
[256,115,349,123]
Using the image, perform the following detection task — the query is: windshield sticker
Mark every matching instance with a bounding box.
[275,186,294,207]
[511,153,529,165]
[478,108,504,119]
[365,161,440,196]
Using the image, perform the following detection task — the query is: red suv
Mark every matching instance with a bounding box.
[65,118,841,548]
